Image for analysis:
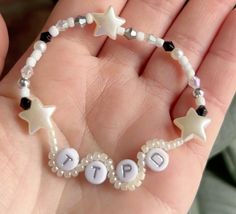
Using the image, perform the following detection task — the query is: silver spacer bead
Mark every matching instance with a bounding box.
[193,88,204,98]
[18,78,30,89]
[75,16,87,28]
[124,28,137,40]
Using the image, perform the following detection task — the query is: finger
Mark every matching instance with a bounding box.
[47,0,126,56]
[98,0,186,74]
[172,9,236,163]
[143,0,235,104]
[0,14,9,78]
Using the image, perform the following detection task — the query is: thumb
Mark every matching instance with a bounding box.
[0,14,9,78]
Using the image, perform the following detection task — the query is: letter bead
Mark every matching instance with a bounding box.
[84,161,108,185]
[145,148,169,172]
[116,159,138,183]
[55,148,80,171]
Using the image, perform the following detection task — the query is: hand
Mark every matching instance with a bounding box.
[0,1,235,213]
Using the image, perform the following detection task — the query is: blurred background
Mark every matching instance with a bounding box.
[0,1,235,213]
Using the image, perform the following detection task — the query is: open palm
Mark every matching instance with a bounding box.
[0,1,236,213]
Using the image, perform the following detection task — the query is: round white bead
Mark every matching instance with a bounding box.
[26,57,36,67]
[171,48,184,60]
[20,87,30,98]
[86,13,94,24]
[156,38,164,47]
[84,161,107,185]
[67,17,75,28]
[195,96,206,106]
[34,41,47,53]
[137,32,145,41]
[116,159,138,183]
[55,148,79,171]
[31,50,42,61]
[145,148,169,172]
[49,26,59,37]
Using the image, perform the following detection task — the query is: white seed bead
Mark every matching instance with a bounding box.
[195,96,206,106]
[34,40,47,53]
[20,87,30,98]
[26,57,36,67]
[171,48,184,60]
[31,50,42,61]
[86,13,94,24]
[136,32,145,41]
[49,26,59,37]
[117,27,125,36]
[156,38,164,47]
[67,17,75,28]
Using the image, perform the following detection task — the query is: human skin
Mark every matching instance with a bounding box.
[0,0,236,213]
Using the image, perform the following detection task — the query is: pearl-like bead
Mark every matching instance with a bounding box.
[20,87,30,98]
[34,41,47,53]
[136,32,145,41]
[156,38,164,48]
[195,96,206,106]
[49,26,59,37]
[171,48,184,60]
[86,13,94,24]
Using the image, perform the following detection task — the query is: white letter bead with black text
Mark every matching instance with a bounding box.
[145,148,169,172]
[116,159,138,183]
[55,148,80,171]
[85,161,108,185]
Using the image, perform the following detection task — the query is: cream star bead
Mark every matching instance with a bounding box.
[19,98,56,135]
[92,6,126,40]
[174,108,211,142]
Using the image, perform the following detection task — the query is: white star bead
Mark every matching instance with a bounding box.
[92,6,126,40]
[19,98,56,135]
[174,108,211,142]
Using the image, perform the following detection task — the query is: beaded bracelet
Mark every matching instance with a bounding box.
[18,6,211,191]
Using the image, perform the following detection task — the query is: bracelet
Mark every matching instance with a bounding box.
[17,6,211,191]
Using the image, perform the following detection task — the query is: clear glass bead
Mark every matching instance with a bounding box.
[56,20,69,31]
[21,65,34,79]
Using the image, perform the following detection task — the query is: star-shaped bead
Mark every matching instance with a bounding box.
[19,98,56,135]
[92,6,126,40]
[174,108,211,142]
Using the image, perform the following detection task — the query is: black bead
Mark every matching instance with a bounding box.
[40,32,52,43]
[196,105,208,117]
[20,97,32,110]
[163,41,175,52]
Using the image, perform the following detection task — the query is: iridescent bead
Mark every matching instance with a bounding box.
[188,76,201,89]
